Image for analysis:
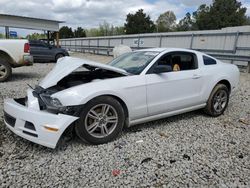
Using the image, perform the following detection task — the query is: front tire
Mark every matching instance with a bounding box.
[0,58,12,82]
[75,96,125,144]
[204,84,229,117]
[55,53,64,62]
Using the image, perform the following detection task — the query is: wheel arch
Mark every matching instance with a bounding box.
[203,77,232,105]
[55,53,64,61]
[216,79,231,93]
[86,94,130,127]
[0,50,14,66]
[204,80,231,117]
[59,93,130,144]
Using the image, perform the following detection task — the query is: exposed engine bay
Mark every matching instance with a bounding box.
[56,65,126,89]
[32,65,126,113]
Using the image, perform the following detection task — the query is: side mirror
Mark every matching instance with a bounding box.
[153,65,172,74]
[48,45,52,49]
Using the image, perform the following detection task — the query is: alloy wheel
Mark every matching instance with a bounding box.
[0,64,7,79]
[213,90,228,113]
[84,104,118,138]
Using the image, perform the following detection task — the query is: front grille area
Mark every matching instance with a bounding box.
[23,121,38,137]
[14,97,27,106]
[24,121,36,131]
[4,111,16,127]
[22,131,38,137]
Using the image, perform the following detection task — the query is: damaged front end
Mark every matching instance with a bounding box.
[39,56,129,89]
[3,57,128,148]
[31,57,128,115]
[32,85,84,116]
[3,87,79,148]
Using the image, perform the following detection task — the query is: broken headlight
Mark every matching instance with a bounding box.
[50,98,62,108]
[40,94,62,108]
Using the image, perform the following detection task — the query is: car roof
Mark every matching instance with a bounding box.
[137,47,202,54]
[29,40,44,44]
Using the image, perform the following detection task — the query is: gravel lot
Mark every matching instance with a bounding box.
[0,53,249,187]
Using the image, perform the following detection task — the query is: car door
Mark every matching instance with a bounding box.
[145,51,204,116]
[30,41,53,62]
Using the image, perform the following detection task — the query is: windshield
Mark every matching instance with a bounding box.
[108,51,159,74]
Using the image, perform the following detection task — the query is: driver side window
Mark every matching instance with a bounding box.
[152,52,198,73]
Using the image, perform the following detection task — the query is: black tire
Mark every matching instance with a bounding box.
[204,84,229,117]
[0,58,12,82]
[75,96,125,145]
[55,53,64,62]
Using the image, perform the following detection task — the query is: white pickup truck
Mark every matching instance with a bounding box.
[0,39,33,81]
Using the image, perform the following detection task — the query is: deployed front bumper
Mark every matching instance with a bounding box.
[3,97,78,148]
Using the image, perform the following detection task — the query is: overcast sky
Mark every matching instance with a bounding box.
[0,0,250,36]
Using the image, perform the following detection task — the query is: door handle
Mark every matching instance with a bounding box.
[192,74,201,79]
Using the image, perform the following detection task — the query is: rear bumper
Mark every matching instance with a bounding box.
[3,98,78,148]
[23,55,33,65]
[12,55,33,67]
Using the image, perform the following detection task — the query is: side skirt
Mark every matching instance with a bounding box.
[129,103,206,127]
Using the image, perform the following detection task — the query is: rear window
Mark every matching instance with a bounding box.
[203,55,217,65]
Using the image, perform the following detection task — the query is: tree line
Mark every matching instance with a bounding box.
[58,22,125,38]
[29,0,250,39]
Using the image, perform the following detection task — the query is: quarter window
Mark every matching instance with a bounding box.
[203,55,217,65]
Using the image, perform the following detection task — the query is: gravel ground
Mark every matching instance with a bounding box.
[0,53,249,187]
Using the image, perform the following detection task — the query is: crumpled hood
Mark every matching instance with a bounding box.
[39,56,128,89]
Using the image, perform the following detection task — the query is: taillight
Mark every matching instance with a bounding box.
[24,43,30,53]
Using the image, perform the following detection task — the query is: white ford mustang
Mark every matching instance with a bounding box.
[3,48,239,148]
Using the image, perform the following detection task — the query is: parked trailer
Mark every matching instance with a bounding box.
[60,26,250,73]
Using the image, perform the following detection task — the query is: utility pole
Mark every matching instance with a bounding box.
[5,26,9,39]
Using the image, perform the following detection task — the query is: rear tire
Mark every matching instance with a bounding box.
[204,84,229,117]
[75,96,125,145]
[0,58,12,82]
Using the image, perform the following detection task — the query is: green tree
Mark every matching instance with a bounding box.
[156,11,176,32]
[247,17,250,25]
[124,9,155,34]
[192,4,210,30]
[177,12,196,31]
[26,33,46,40]
[0,33,5,38]
[113,26,125,35]
[59,26,74,38]
[194,0,247,30]
[74,27,86,38]
[85,21,125,37]
[99,21,112,36]
[98,22,125,36]
[210,0,247,28]
[86,28,101,37]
